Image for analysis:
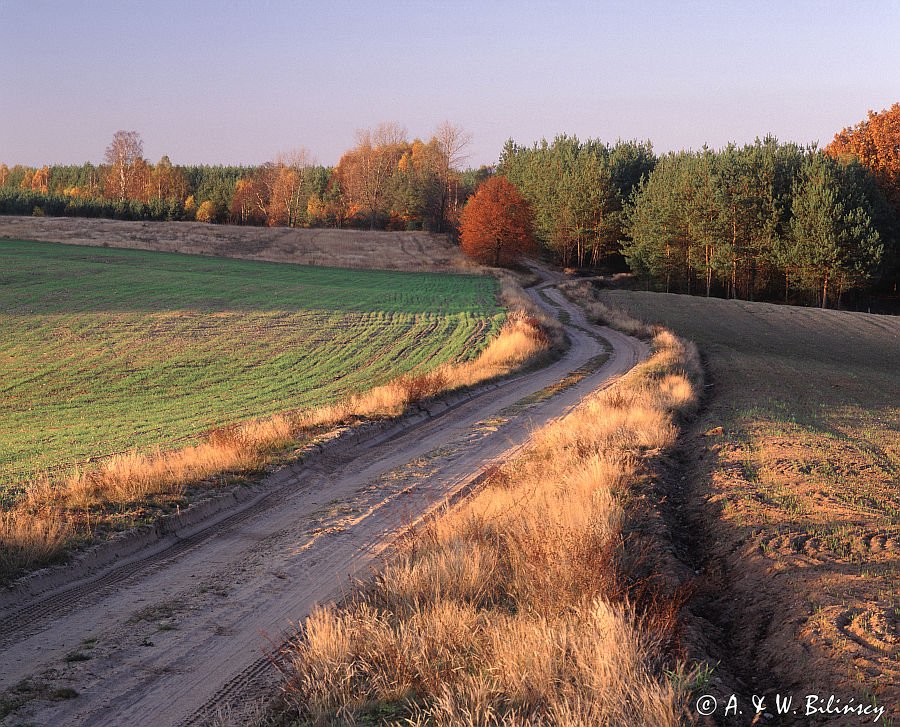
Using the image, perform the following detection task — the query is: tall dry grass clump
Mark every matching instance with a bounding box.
[0,511,72,577]
[1,273,557,582]
[278,317,704,725]
[559,278,655,339]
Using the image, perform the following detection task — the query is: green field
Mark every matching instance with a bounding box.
[0,240,503,493]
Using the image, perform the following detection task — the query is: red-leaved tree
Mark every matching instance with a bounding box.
[826,103,900,216]
[460,177,536,266]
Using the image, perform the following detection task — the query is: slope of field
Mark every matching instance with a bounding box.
[0,240,502,494]
[0,216,470,271]
[597,290,899,716]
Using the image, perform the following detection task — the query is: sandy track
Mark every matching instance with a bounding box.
[0,282,647,727]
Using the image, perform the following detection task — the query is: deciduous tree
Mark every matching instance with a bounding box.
[149,155,186,201]
[104,130,145,201]
[390,139,442,229]
[826,103,900,216]
[336,123,408,229]
[195,199,220,223]
[230,178,263,224]
[268,149,312,227]
[460,177,536,266]
[30,166,49,193]
[433,121,472,230]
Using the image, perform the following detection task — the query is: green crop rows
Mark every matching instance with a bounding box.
[0,240,503,492]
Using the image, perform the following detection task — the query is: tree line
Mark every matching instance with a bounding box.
[0,122,484,232]
[3,104,898,307]
[497,136,655,268]
[622,138,895,307]
[492,105,899,308]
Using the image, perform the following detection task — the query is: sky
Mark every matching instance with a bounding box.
[2,0,898,168]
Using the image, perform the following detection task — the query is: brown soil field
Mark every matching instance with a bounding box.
[0,216,471,271]
[598,289,899,724]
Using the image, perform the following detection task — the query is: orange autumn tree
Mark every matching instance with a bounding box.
[826,103,900,215]
[335,123,408,229]
[103,130,146,202]
[460,176,537,267]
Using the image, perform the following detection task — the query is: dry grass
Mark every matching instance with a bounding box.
[559,279,655,339]
[0,511,72,576]
[0,216,474,272]
[0,275,556,582]
[277,319,703,725]
[597,288,900,709]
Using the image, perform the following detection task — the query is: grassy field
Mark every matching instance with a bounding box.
[0,239,502,496]
[596,289,899,710]
[0,216,471,271]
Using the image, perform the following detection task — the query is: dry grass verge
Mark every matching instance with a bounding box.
[277,308,703,725]
[0,274,559,583]
[558,278,655,339]
[596,288,900,717]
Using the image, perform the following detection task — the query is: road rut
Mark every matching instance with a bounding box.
[0,282,647,726]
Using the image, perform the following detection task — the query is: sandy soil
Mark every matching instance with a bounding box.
[0,216,472,272]
[0,282,647,726]
[599,290,899,726]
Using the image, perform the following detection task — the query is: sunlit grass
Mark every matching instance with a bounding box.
[0,239,503,491]
[0,256,557,582]
[278,317,703,725]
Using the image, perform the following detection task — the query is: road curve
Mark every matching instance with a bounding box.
[0,279,648,727]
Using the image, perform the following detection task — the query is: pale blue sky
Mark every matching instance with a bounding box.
[2,0,898,167]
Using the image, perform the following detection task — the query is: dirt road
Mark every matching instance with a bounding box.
[0,284,647,726]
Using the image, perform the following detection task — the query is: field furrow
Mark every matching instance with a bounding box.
[0,240,503,491]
